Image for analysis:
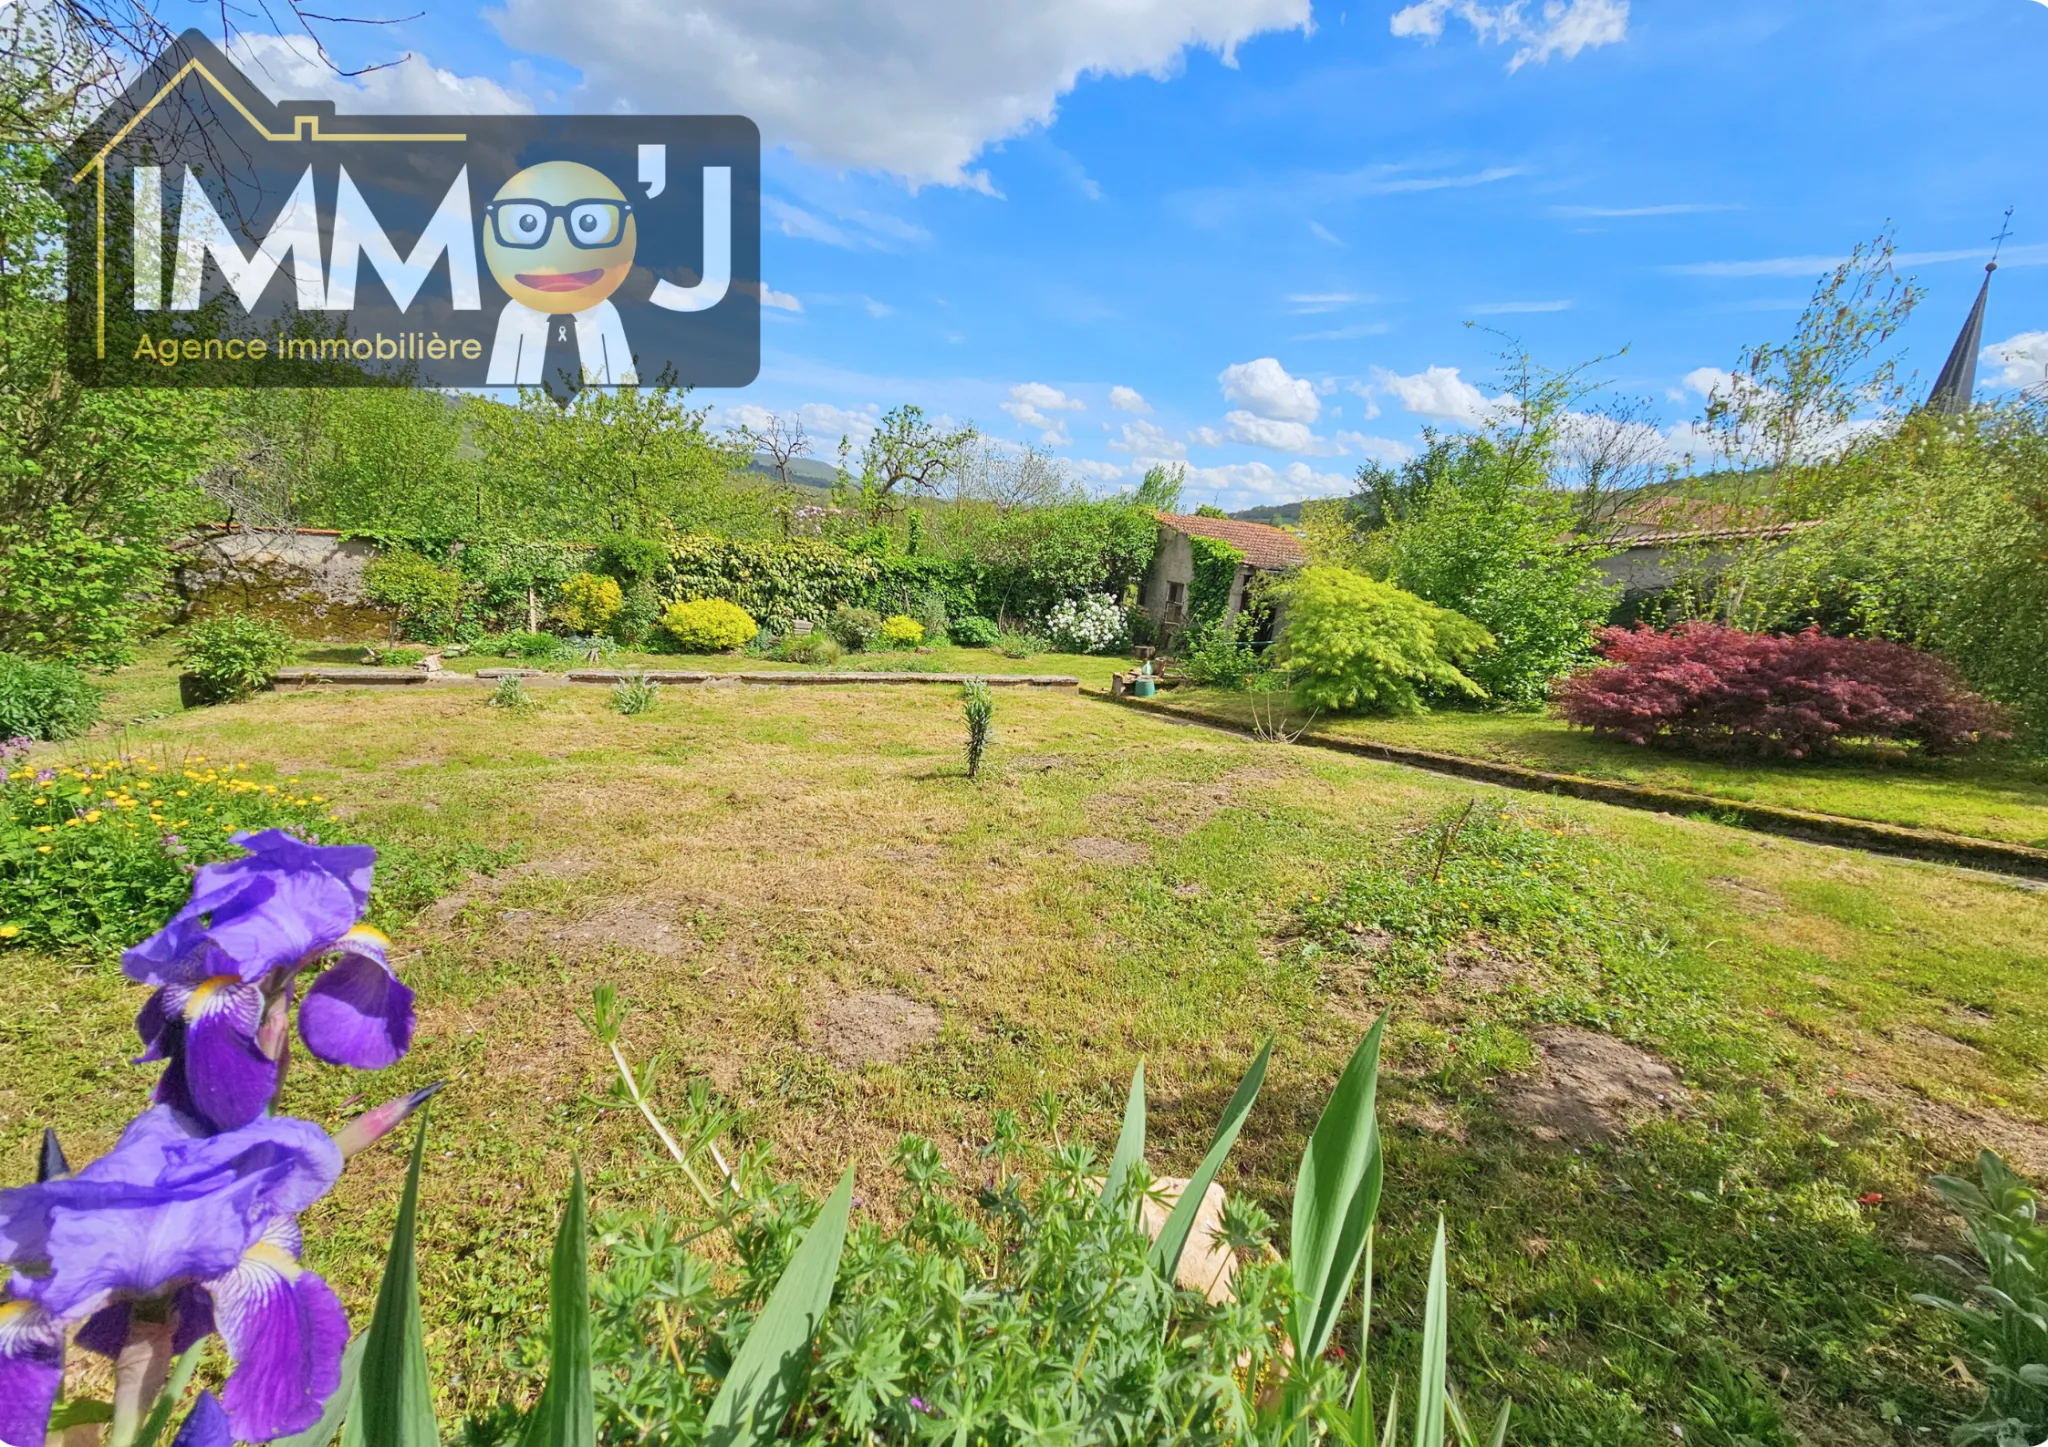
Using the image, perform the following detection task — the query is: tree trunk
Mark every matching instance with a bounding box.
[527,585,539,632]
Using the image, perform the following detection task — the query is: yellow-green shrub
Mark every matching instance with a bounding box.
[556,572,624,633]
[1277,566,1493,713]
[878,615,925,648]
[662,598,756,653]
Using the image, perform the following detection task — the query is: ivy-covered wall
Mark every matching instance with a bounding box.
[1185,536,1245,637]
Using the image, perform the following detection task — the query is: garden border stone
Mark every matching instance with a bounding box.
[1095,690,2048,882]
[272,667,1079,689]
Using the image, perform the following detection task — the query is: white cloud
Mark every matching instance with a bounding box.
[1223,410,1335,455]
[1334,432,1414,464]
[1549,202,1740,218]
[1288,292,1361,314]
[1678,366,1737,402]
[798,402,883,449]
[764,198,930,250]
[1371,365,1506,424]
[491,0,1311,189]
[1179,460,1351,508]
[1003,382,1086,441]
[229,33,532,113]
[1468,299,1572,315]
[1390,0,1629,72]
[760,287,803,312]
[1343,382,1383,420]
[1218,357,1320,422]
[1309,220,1345,245]
[1189,426,1225,448]
[1984,332,2048,389]
[1109,419,1185,457]
[1108,385,1151,413]
[1295,322,1393,342]
[1071,459,1128,483]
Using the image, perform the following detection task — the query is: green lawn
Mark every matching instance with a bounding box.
[1159,688,2048,849]
[8,677,2047,1445]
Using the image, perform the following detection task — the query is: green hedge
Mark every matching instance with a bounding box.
[657,537,986,629]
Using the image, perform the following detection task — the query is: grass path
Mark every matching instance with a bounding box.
[1164,686,2048,849]
[7,679,2046,1444]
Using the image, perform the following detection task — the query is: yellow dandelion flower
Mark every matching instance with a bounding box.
[78,788,91,798]
[32,825,51,834]
[63,818,80,828]
[35,845,51,854]
[31,797,44,806]
[310,795,325,803]
[83,810,102,822]
[0,926,16,939]
[175,790,188,798]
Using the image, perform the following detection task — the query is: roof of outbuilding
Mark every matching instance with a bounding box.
[1155,512,1307,571]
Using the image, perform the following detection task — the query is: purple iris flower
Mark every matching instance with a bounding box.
[172,1392,232,1447]
[123,830,416,1132]
[0,1106,346,1445]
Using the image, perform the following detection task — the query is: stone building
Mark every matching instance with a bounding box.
[1139,512,1307,641]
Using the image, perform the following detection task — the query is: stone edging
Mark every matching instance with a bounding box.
[1094,690,2048,882]
[271,666,1079,689]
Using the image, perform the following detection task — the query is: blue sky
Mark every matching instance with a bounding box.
[234,0,2048,508]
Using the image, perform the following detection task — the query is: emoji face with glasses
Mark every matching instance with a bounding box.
[482,161,637,314]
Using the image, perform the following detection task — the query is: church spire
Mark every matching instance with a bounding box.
[1926,263,1994,416]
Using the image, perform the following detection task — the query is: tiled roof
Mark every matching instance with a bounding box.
[1155,512,1307,571]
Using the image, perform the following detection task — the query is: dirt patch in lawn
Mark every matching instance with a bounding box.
[812,991,942,1070]
[1069,836,1152,866]
[493,899,693,958]
[1499,1026,1686,1143]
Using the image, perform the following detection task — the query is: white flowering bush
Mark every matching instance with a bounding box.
[1045,594,1128,654]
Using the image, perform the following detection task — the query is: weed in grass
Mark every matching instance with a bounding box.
[1293,798,1625,988]
[610,673,659,717]
[962,678,993,778]
[489,674,537,714]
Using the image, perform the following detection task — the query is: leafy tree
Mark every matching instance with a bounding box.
[1372,428,1617,706]
[466,383,766,540]
[839,405,975,524]
[1131,463,1184,513]
[1732,403,2048,738]
[0,127,222,665]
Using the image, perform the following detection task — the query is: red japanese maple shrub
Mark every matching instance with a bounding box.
[1552,623,2010,758]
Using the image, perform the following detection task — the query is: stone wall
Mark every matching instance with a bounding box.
[169,527,400,639]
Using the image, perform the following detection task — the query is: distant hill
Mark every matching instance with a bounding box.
[741,454,838,493]
[1228,502,1305,526]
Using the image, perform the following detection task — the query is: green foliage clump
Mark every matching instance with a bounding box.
[0,755,335,951]
[662,598,757,654]
[877,614,925,649]
[610,673,660,717]
[967,500,1160,623]
[1916,1151,2048,1447]
[173,615,296,705]
[995,628,1043,660]
[1277,566,1493,714]
[593,534,669,587]
[454,540,580,635]
[1371,432,1617,705]
[1727,406,2048,740]
[556,572,625,634]
[0,654,100,740]
[364,552,465,642]
[496,631,567,665]
[910,591,951,643]
[962,678,993,778]
[948,614,998,647]
[1179,619,1269,690]
[1295,799,1617,983]
[778,631,842,666]
[488,674,536,714]
[826,606,883,652]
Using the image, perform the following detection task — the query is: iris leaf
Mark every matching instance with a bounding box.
[1151,1041,1269,1282]
[703,1167,855,1447]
